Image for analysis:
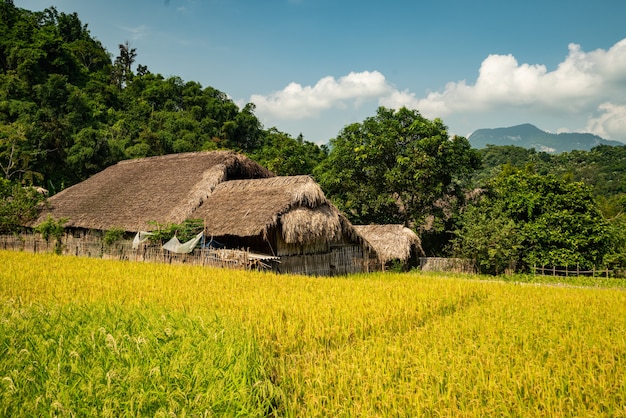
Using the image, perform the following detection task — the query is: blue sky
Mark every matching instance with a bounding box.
[17,0,626,144]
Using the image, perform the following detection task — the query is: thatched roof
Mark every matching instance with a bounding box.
[196,175,360,245]
[31,151,365,248]
[354,224,424,263]
[33,151,274,231]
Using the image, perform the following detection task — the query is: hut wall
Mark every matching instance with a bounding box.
[212,234,274,255]
[276,240,329,256]
[274,229,359,257]
[279,244,369,276]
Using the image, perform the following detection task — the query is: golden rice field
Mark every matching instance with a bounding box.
[1,250,626,417]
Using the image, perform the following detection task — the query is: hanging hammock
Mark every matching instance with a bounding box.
[162,231,204,254]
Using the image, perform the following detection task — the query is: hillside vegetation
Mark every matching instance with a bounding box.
[2,251,626,416]
[0,4,327,192]
[475,144,626,197]
[469,123,623,153]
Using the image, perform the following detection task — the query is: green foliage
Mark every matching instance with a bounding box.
[474,144,626,198]
[453,168,613,273]
[0,121,41,183]
[0,178,45,234]
[597,194,626,269]
[387,259,406,273]
[251,128,328,176]
[146,219,204,244]
[315,106,480,253]
[1,5,308,193]
[102,227,125,247]
[452,202,523,275]
[0,301,281,416]
[34,215,68,254]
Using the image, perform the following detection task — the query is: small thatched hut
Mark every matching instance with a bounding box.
[195,175,372,275]
[354,224,424,271]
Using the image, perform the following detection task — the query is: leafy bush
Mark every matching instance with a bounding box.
[103,227,126,248]
[453,169,612,273]
[0,179,46,234]
[146,219,204,244]
[34,215,68,254]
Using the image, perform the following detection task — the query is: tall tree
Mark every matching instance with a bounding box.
[0,122,32,182]
[315,106,480,252]
[113,40,136,88]
[251,128,327,176]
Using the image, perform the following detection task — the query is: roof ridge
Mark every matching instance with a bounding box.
[116,150,235,165]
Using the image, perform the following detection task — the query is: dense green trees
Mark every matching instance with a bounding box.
[315,106,480,253]
[475,144,626,198]
[453,168,614,274]
[469,145,626,273]
[251,129,328,176]
[0,4,326,192]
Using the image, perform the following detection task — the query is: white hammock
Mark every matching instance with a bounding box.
[162,232,204,254]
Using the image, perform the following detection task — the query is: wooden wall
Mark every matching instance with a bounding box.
[0,231,373,276]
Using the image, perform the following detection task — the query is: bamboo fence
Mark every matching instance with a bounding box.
[532,264,617,278]
[0,233,369,275]
[0,233,254,271]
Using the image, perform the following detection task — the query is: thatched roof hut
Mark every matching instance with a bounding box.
[32,151,274,231]
[354,225,424,266]
[195,175,361,251]
[29,151,375,274]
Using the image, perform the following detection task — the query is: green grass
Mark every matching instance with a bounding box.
[1,250,626,416]
[0,301,281,417]
[417,269,626,290]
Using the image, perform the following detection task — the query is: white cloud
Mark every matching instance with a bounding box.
[586,103,626,139]
[249,38,626,142]
[251,71,392,119]
[415,40,626,123]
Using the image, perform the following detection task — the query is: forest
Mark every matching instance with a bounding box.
[2,2,626,274]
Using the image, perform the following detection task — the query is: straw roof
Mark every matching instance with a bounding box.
[196,175,359,245]
[33,151,274,231]
[354,224,424,263]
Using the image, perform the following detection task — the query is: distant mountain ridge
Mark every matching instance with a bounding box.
[468,123,624,153]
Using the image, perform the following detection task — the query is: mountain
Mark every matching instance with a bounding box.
[468,124,625,153]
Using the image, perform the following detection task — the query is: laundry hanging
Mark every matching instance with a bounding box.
[132,231,154,249]
[162,231,204,254]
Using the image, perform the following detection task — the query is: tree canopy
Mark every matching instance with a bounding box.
[453,167,614,274]
[0,4,326,192]
[315,106,481,254]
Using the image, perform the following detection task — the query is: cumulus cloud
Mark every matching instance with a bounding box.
[251,71,392,119]
[586,103,626,139]
[409,40,626,140]
[411,44,610,116]
[250,38,626,142]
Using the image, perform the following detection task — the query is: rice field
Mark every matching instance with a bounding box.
[1,250,626,416]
